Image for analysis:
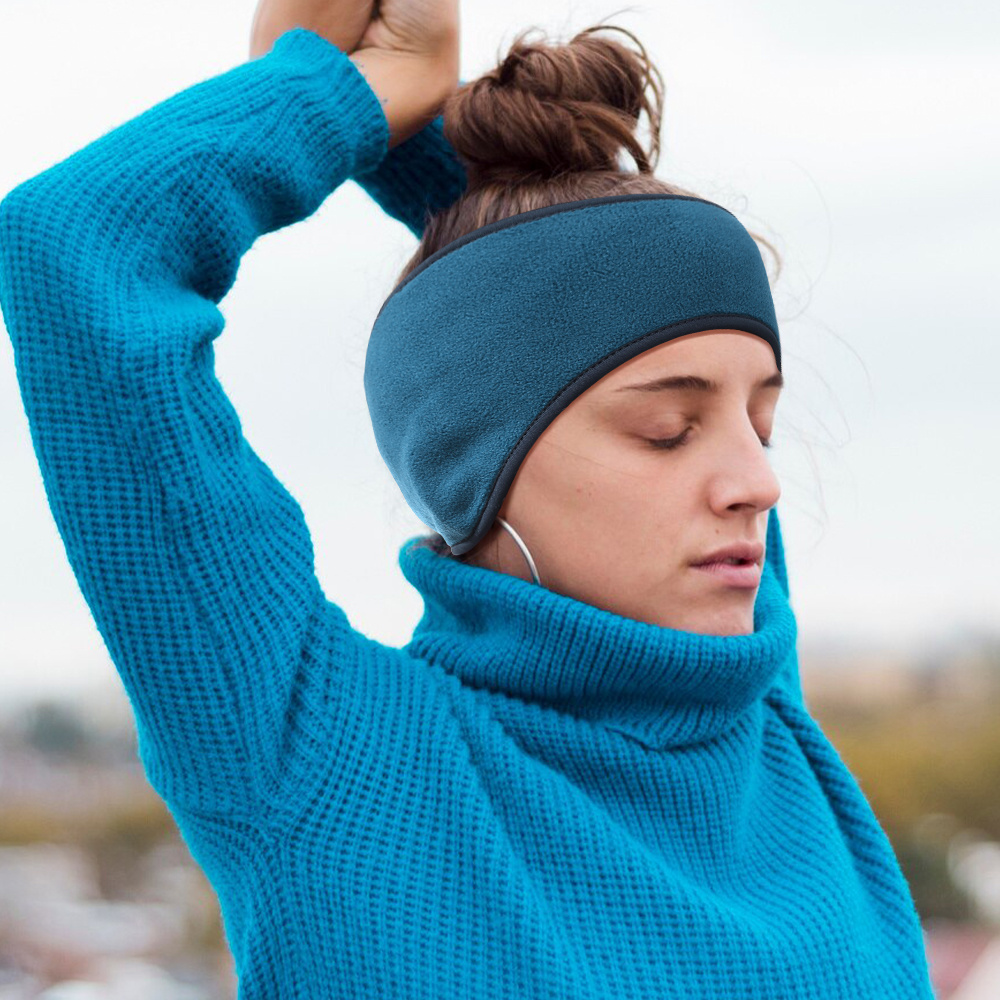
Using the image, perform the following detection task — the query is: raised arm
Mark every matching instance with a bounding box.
[352,104,469,238]
[0,28,389,819]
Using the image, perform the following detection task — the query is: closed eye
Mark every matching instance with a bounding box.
[648,428,773,450]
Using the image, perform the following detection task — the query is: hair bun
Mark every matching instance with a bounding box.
[444,23,665,184]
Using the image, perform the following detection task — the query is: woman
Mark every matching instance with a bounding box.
[0,0,937,996]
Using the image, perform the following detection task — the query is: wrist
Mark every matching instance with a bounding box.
[348,49,455,150]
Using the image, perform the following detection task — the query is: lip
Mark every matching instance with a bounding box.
[691,560,761,588]
[690,540,764,589]
[691,541,765,567]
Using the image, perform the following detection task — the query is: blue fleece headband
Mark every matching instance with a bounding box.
[364,192,781,556]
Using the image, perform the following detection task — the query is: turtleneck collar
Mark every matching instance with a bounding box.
[398,514,799,751]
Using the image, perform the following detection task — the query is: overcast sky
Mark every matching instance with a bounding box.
[1,0,997,710]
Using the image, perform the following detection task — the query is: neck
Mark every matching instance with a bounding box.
[398,528,798,751]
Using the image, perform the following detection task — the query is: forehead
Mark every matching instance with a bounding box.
[594,330,779,397]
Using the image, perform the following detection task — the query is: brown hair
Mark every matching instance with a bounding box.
[403,18,783,560]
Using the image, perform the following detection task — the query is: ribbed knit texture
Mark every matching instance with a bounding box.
[0,27,937,999]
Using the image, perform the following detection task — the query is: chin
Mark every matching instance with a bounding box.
[688,606,755,638]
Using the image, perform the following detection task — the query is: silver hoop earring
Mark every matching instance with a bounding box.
[496,516,542,587]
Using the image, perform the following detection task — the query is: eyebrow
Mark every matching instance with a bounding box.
[614,371,784,394]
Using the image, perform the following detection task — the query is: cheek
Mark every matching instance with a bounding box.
[535,437,685,524]
[592,450,696,535]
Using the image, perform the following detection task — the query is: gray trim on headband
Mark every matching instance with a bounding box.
[364,192,782,556]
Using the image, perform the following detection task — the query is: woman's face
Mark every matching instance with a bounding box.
[468,330,783,637]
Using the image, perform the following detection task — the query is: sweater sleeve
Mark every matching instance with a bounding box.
[351,91,469,237]
[0,28,388,818]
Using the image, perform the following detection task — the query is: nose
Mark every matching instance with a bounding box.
[714,422,781,514]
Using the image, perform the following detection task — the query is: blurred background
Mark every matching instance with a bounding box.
[1,0,997,996]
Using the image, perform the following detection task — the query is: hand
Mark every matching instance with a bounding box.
[353,0,457,60]
[249,0,375,60]
[249,0,460,151]
[350,0,460,150]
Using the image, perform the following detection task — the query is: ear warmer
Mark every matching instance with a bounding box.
[364,192,781,556]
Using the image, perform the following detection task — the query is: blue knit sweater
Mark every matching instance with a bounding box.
[0,28,937,999]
